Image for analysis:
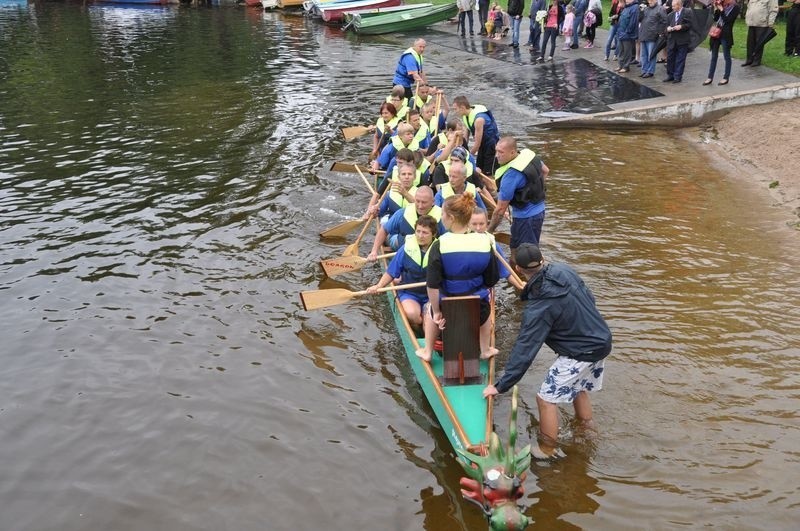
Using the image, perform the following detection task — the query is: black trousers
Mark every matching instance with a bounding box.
[787,7,800,55]
[746,25,772,64]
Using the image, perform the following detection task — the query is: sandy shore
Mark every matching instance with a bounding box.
[679,99,800,232]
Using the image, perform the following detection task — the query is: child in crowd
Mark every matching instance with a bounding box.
[562,5,575,50]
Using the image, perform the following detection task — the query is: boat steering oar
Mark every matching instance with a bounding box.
[300,281,426,311]
[493,231,511,246]
[320,252,396,277]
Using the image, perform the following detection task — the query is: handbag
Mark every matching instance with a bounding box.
[708,25,722,39]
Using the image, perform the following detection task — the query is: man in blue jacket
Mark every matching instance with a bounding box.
[483,243,612,458]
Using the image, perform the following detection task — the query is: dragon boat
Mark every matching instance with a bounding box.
[381,256,496,455]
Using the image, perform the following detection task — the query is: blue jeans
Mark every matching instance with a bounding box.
[708,38,732,80]
[641,40,656,74]
[571,12,583,47]
[527,18,542,48]
[604,24,619,58]
[541,27,559,58]
[511,16,522,45]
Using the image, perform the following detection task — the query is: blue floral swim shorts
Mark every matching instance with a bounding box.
[537,356,605,404]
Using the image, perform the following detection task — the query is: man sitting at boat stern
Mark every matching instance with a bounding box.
[483,243,612,459]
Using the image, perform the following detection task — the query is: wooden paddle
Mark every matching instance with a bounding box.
[431,92,441,136]
[320,218,365,239]
[342,217,372,257]
[493,247,525,289]
[320,252,396,277]
[354,164,376,195]
[341,125,371,141]
[301,281,426,311]
[340,185,391,256]
[329,161,363,174]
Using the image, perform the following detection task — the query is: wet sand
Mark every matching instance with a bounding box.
[680,99,800,231]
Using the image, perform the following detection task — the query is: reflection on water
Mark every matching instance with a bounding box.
[1,4,799,530]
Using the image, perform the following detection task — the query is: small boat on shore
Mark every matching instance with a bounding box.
[342,3,432,26]
[320,0,401,23]
[350,2,457,35]
[277,0,305,8]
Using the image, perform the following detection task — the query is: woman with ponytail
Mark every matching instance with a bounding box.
[415,193,500,362]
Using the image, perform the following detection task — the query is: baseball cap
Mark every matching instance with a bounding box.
[516,243,543,268]
[450,147,468,162]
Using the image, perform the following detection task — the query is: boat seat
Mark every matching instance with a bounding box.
[440,295,483,386]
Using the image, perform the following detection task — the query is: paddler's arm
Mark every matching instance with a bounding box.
[362,191,381,220]
[367,224,389,261]
[470,117,485,156]
[366,272,395,294]
[487,198,510,234]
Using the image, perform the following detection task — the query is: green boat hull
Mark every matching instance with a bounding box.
[384,288,492,456]
[352,3,458,35]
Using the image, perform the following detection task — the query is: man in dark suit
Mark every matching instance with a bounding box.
[663,0,694,83]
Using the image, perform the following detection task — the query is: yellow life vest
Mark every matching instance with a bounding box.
[403,234,430,268]
[441,159,475,178]
[463,104,490,132]
[440,182,478,201]
[403,204,442,230]
[493,148,536,181]
[376,115,401,135]
[391,134,420,153]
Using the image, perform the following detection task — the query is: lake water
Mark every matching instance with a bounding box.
[1,4,799,530]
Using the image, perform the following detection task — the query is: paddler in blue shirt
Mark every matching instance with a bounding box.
[366,215,439,328]
[430,145,480,192]
[451,95,501,175]
[369,101,400,161]
[434,159,486,211]
[392,38,427,99]
[385,85,410,121]
[374,161,418,223]
[366,149,432,219]
[370,123,421,173]
[367,186,444,259]
[406,108,431,151]
[486,135,550,265]
[415,193,500,362]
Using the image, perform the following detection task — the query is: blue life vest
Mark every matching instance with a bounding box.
[437,232,493,299]
[463,105,500,144]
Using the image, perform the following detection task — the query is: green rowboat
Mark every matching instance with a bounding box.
[351,2,458,35]
[383,257,495,457]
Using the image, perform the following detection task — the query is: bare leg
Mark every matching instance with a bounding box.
[535,394,559,456]
[479,318,498,359]
[415,305,437,362]
[402,299,423,328]
[573,390,596,430]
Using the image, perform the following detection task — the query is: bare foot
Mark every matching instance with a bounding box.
[415,348,432,362]
[480,347,499,359]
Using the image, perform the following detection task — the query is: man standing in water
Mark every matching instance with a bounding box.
[393,39,427,99]
[483,243,612,458]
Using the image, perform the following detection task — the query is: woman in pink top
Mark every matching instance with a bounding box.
[539,0,565,61]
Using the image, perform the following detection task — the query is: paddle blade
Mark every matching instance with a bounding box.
[341,125,370,141]
[329,161,359,174]
[300,288,357,311]
[341,242,360,257]
[321,255,369,277]
[320,218,365,239]
[494,232,511,246]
